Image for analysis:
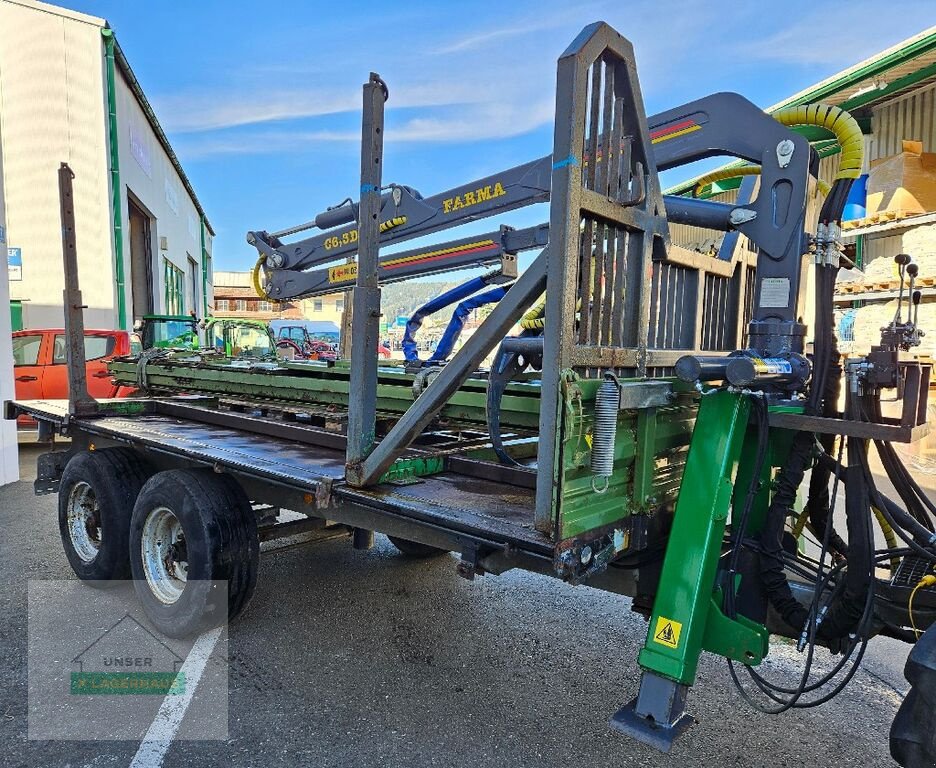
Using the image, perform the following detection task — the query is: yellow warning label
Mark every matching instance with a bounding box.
[653,616,682,649]
[328,263,358,283]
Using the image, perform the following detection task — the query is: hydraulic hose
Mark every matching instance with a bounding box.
[402,275,506,363]
[693,103,861,210]
[427,285,511,364]
[693,165,830,199]
[772,103,864,184]
[520,294,547,331]
[816,394,873,641]
[252,255,275,301]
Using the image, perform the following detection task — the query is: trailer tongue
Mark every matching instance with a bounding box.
[9,21,936,766]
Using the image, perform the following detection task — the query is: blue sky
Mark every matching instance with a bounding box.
[65,0,935,271]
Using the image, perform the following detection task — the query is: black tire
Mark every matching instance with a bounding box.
[387,535,448,558]
[129,469,259,638]
[57,449,151,586]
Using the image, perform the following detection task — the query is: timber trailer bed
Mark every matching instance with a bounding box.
[8,22,936,765]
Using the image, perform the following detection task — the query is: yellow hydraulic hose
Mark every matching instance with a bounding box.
[872,506,900,574]
[772,103,864,182]
[251,255,276,301]
[694,165,830,198]
[520,294,547,331]
[791,505,898,573]
[692,103,862,200]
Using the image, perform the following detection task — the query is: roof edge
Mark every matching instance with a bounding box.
[5,0,104,28]
[104,27,215,236]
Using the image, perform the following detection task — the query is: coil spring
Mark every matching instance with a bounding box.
[590,374,620,493]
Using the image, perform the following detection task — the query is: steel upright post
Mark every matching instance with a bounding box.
[58,163,95,416]
[345,74,387,482]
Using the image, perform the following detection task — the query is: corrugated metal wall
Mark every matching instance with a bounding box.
[870,82,936,160]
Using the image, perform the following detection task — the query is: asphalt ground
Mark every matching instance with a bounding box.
[0,438,922,768]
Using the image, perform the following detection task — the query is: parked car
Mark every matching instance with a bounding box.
[12,329,139,422]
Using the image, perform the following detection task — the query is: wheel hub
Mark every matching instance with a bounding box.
[66,481,101,563]
[141,506,188,604]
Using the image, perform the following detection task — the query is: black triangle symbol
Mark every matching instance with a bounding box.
[656,623,675,644]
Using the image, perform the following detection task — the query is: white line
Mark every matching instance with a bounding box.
[129,625,224,768]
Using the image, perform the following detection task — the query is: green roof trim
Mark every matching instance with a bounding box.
[768,27,936,113]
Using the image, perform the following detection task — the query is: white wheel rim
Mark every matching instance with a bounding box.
[67,481,101,563]
[141,506,188,604]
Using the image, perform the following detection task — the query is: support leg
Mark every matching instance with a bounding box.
[612,391,767,750]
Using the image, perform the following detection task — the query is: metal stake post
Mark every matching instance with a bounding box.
[58,163,95,416]
[345,74,387,482]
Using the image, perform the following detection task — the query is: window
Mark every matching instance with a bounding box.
[313,300,323,313]
[52,335,116,364]
[12,334,42,366]
[215,299,229,312]
[163,258,185,315]
[258,301,274,312]
[235,299,247,312]
[336,299,344,312]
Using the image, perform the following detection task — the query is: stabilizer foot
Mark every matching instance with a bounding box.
[609,672,694,753]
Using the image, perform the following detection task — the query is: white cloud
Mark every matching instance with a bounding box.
[175,98,555,159]
[731,1,935,66]
[156,81,492,134]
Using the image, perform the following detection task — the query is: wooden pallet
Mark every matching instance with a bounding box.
[842,209,921,230]
[837,282,863,294]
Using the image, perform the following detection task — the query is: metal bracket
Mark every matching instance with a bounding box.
[617,380,673,410]
[610,672,694,753]
[456,541,483,580]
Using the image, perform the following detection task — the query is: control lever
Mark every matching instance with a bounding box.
[894,253,911,323]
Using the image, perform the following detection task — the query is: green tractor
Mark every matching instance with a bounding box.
[134,314,200,351]
[203,317,277,360]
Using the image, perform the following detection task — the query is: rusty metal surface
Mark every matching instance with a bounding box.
[77,415,348,484]
[336,473,547,552]
[10,399,547,550]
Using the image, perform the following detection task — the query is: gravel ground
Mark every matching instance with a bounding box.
[0,439,915,768]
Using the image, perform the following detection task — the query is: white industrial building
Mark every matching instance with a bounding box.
[0,106,17,484]
[0,0,214,332]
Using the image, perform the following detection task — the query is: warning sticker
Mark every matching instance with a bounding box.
[328,263,357,283]
[653,616,683,649]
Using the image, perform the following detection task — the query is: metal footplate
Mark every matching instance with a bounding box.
[610,672,693,752]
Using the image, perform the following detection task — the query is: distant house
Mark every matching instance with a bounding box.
[212,270,346,325]
[1,0,214,331]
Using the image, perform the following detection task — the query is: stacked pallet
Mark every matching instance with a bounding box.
[842,210,923,230]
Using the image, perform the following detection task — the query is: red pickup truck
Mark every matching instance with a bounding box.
[12,329,139,406]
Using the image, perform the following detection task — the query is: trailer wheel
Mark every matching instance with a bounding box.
[387,535,448,558]
[129,469,259,638]
[57,449,151,586]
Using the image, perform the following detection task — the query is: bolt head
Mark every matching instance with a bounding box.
[580,546,593,565]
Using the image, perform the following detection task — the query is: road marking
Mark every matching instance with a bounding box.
[129,626,223,768]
